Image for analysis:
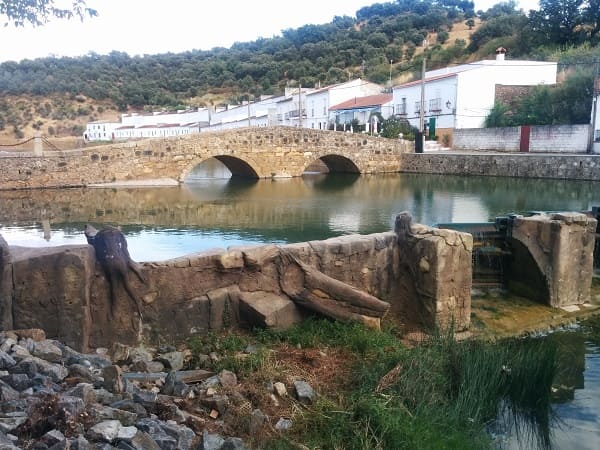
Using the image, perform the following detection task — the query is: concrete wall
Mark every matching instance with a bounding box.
[529,125,590,153]
[0,219,473,351]
[453,124,591,153]
[453,127,521,151]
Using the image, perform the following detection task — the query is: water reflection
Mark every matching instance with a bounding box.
[492,321,600,450]
[0,173,599,262]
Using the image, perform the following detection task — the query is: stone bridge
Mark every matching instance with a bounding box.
[0,127,411,190]
[0,213,595,352]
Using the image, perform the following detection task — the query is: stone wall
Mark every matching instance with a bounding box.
[399,153,600,181]
[0,218,472,351]
[0,127,412,190]
[453,124,591,153]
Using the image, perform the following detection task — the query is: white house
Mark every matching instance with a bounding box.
[84,80,387,139]
[392,49,558,136]
[84,120,120,141]
[84,108,209,141]
[203,87,322,132]
[305,79,384,130]
[329,93,393,132]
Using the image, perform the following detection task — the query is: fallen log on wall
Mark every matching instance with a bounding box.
[276,250,390,329]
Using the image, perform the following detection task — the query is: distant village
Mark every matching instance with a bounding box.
[85,49,600,149]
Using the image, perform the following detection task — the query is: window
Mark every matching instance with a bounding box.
[429,98,442,112]
[396,98,407,115]
[414,101,421,114]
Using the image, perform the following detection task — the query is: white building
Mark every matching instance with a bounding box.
[329,93,394,132]
[84,108,209,141]
[392,49,558,133]
[203,87,316,132]
[305,79,383,130]
[84,120,119,141]
[84,79,387,139]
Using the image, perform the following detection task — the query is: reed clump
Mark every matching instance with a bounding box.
[257,319,557,450]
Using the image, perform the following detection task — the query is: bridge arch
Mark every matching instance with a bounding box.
[181,155,260,181]
[306,154,360,174]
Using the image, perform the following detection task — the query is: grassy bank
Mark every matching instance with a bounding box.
[188,318,559,449]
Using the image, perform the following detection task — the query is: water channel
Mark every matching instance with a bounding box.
[1,166,600,449]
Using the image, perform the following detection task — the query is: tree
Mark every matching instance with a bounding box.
[529,0,584,46]
[0,0,97,27]
[582,0,600,39]
[381,116,417,139]
[465,18,475,29]
[437,30,450,44]
[485,103,511,127]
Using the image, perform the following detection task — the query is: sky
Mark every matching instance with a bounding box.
[0,0,541,63]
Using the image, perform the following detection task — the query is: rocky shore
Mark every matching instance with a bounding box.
[0,328,315,449]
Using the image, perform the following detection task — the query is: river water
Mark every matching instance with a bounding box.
[1,171,599,262]
[1,169,600,449]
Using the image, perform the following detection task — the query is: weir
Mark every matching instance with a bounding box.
[436,220,512,288]
[439,212,597,307]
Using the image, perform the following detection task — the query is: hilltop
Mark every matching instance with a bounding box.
[0,0,599,142]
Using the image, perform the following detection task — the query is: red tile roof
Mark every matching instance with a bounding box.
[330,94,393,111]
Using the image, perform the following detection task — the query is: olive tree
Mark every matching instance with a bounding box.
[0,0,97,27]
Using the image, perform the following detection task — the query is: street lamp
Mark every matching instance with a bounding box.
[389,60,393,92]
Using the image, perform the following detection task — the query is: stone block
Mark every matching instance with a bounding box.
[239,291,303,330]
[10,245,94,351]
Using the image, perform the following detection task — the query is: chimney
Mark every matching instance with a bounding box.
[495,47,507,61]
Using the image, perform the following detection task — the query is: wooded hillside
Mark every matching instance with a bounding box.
[0,0,598,140]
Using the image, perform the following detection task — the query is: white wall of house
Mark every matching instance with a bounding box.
[392,76,457,130]
[392,58,558,130]
[121,109,209,128]
[84,121,120,141]
[85,80,385,139]
[331,99,395,131]
[455,67,497,129]
[306,79,383,130]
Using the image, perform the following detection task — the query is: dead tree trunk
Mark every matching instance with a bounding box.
[276,250,390,329]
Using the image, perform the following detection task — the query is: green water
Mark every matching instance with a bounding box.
[492,318,600,450]
[0,172,598,261]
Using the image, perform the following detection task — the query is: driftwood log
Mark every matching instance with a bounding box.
[276,250,390,329]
